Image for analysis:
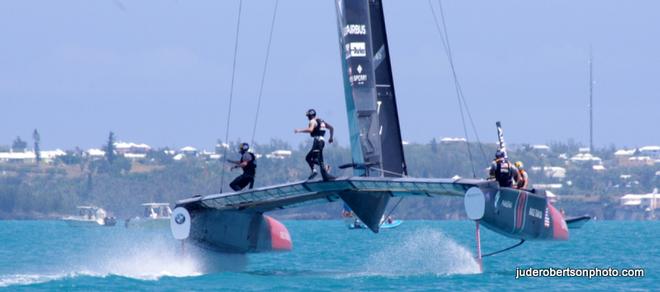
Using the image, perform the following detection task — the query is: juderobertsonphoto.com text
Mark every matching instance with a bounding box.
[515,267,645,279]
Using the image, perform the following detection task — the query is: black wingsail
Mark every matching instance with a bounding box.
[368,0,407,177]
[335,0,407,178]
[334,0,406,232]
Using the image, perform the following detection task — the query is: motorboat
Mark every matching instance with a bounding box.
[125,203,172,228]
[62,206,117,227]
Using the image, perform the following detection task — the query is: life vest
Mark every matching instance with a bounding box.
[495,160,514,187]
[241,152,257,175]
[517,169,528,189]
[310,118,326,138]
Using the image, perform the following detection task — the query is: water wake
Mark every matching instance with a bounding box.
[1,235,204,287]
[362,228,481,276]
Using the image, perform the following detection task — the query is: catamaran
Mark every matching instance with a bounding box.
[170,0,576,270]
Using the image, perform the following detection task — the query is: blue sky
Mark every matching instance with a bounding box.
[1,0,658,150]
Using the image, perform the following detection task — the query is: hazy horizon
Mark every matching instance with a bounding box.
[1,0,658,150]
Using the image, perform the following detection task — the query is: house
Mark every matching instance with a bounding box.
[530,166,566,179]
[440,137,466,143]
[86,148,106,159]
[638,146,660,158]
[266,150,292,159]
[180,146,198,157]
[620,189,659,211]
[531,144,551,151]
[114,142,151,155]
[0,151,36,163]
[614,149,636,165]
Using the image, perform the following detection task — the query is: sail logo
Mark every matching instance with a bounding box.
[345,42,366,58]
[529,207,543,219]
[343,24,367,37]
[348,64,367,85]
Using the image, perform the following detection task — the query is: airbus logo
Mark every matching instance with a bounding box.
[343,24,367,37]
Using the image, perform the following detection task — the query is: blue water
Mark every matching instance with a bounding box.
[0,220,656,291]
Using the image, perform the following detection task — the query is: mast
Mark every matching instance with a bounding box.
[589,48,593,153]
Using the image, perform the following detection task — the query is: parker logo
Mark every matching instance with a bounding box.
[343,24,367,36]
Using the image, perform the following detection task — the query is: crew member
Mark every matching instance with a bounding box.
[228,142,257,191]
[294,109,334,181]
[489,150,519,188]
[515,161,529,189]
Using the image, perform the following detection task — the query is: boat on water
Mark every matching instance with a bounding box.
[62,206,117,227]
[345,213,403,230]
[125,203,172,228]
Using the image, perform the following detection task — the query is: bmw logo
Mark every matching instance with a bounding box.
[175,213,186,224]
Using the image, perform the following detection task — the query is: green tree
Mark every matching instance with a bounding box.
[12,136,27,152]
[33,129,41,165]
[105,132,116,164]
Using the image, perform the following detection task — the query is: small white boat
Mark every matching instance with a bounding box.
[125,203,172,228]
[345,215,403,230]
[62,206,117,227]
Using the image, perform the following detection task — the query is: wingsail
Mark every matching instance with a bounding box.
[335,0,407,178]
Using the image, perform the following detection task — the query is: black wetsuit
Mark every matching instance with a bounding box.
[230,152,256,191]
[305,118,330,180]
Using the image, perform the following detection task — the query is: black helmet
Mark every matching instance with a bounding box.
[306,109,316,118]
[495,150,505,159]
[239,142,249,153]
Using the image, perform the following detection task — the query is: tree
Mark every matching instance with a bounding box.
[12,136,27,152]
[105,132,116,164]
[33,129,41,165]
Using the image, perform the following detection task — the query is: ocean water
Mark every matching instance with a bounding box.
[0,220,656,291]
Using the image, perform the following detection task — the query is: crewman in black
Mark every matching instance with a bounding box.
[489,150,519,188]
[294,109,334,181]
[228,142,257,191]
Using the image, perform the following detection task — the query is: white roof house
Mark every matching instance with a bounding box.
[114,142,151,155]
[266,150,292,159]
[87,148,106,157]
[570,153,602,163]
[0,151,36,162]
[531,144,551,151]
[530,166,566,179]
[638,146,660,157]
[614,149,636,156]
[440,137,467,143]
[620,189,659,209]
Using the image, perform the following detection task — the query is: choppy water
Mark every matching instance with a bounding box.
[0,220,656,291]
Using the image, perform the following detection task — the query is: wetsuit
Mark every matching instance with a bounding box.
[230,152,256,191]
[305,118,330,180]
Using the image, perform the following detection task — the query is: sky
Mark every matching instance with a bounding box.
[1,0,658,151]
